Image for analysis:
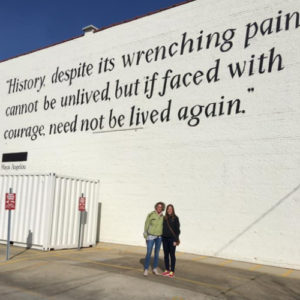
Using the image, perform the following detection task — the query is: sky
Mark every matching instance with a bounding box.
[0,0,187,62]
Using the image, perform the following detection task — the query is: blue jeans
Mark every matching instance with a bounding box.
[144,237,162,270]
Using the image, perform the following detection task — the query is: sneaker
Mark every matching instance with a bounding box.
[152,268,160,275]
[143,269,148,276]
[168,271,175,278]
[162,270,170,276]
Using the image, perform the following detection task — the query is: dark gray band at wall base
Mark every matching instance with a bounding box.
[2,152,28,162]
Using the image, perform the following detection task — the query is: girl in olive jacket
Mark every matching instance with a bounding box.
[143,202,165,276]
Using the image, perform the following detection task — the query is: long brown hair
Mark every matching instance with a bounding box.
[165,204,176,220]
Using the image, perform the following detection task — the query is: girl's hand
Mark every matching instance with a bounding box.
[173,242,177,246]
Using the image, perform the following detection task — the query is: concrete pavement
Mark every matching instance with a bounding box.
[0,242,300,299]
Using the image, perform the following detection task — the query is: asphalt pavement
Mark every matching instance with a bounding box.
[0,242,300,299]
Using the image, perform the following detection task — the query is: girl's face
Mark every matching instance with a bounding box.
[156,204,163,214]
[167,206,173,215]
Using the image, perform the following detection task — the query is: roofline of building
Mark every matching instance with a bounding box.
[0,0,195,64]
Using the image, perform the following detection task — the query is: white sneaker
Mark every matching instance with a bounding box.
[152,268,160,275]
[144,269,148,276]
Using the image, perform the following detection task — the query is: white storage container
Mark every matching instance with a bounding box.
[0,174,99,250]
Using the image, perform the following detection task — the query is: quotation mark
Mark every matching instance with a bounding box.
[248,87,255,92]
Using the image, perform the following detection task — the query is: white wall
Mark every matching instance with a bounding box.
[1,0,300,269]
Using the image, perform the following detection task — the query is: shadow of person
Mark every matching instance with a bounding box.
[158,258,165,270]
[26,230,33,249]
[10,230,33,259]
[139,258,165,271]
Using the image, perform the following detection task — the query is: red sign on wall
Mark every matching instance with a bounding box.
[79,197,86,211]
[5,193,16,210]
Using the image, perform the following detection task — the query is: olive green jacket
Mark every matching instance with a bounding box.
[143,211,164,238]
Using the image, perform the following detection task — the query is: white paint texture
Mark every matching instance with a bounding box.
[0,0,299,268]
